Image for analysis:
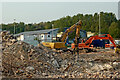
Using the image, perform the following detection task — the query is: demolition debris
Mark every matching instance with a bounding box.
[1,31,120,78]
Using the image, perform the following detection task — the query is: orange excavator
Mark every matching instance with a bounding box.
[71,34,116,52]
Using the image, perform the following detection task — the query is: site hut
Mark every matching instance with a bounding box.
[115,40,120,44]
[15,28,59,46]
[87,32,95,37]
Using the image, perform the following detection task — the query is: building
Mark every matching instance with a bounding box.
[80,30,87,38]
[115,40,120,44]
[15,28,59,46]
[57,32,63,38]
[87,32,95,37]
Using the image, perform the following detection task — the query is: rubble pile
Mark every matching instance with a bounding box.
[55,52,120,78]
[2,32,60,78]
[1,31,120,78]
[2,31,17,48]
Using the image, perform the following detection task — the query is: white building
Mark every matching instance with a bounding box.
[87,32,95,37]
[15,28,59,46]
[115,40,120,44]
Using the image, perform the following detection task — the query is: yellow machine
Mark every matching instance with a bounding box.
[42,42,66,49]
[115,44,120,54]
[42,20,82,49]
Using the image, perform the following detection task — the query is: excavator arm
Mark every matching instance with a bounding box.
[84,34,116,47]
[60,20,82,44]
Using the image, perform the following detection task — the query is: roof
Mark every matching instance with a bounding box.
[15,28,59,36]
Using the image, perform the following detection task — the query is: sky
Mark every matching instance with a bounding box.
[118,1,120,19]
[0,0,120,24]
[1,0,120,2]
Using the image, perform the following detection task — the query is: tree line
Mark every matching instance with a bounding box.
[1,12,120,38]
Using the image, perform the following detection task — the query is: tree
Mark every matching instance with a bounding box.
[1,12,119,37]
[108,22,120,38]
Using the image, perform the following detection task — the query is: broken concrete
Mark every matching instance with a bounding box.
[1,31,120,78]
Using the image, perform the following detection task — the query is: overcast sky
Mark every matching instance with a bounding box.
[0,1,120,24]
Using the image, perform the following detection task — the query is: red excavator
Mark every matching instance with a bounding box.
[71,34,116,52]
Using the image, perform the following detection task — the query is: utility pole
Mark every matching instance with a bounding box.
[14,19,16,35]
[99,13,101,36]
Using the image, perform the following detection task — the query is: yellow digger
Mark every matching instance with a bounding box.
[42,20,82,50]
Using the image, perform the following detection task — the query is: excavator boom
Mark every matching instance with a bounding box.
[61,20,82,44]
[84,34,116,47]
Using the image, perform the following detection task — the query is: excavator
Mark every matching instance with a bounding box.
[71,34,116,52]
[42,20,118,53]
[42,20,82,51]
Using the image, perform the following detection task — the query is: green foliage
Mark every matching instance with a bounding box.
[108,22,120,38]
[1,12,119,38]
[68,30,76,40]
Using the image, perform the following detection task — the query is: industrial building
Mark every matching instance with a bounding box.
[15,28,59,46]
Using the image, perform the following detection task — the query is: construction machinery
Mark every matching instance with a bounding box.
[115,44,120,54]
[71,34,116,52]
[42,20,82,49]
